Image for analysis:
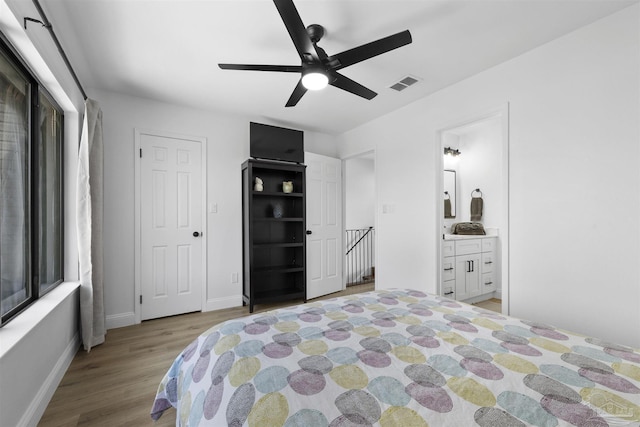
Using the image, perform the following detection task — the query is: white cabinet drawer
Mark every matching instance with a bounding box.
[482,238,495,253]
[482,252,494,273]
[442,257,455,281]
[482,272,496,292]
[443,280,455,298]
[442,240,455,257]
[455,239,482,256]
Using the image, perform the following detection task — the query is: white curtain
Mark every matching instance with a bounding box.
[76,98,105,351]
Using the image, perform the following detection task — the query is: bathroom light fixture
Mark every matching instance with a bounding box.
[302,68,329,90]
[444,147,461,156]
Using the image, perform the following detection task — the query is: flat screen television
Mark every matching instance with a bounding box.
[250,122,304,163]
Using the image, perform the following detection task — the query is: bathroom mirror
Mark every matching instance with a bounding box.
[444,169,456,218]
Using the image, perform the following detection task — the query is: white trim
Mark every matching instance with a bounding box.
[435,103,510,314]
[0,282,80,355]
[500,105,510,316]
[18,332,80,427]
[134,130,142,324]
[106,312,136,329]
[205,295,243,312]
[134,128,208,324]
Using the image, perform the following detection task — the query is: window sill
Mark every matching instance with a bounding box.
[0,281,80,357]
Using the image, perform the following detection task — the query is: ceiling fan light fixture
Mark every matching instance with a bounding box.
[218,0,412,106]
[302,71,329,90]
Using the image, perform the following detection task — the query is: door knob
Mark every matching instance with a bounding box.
[306,230,312,235]
[193,231,202,237]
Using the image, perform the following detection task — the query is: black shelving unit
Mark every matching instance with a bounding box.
[242,159,306,312]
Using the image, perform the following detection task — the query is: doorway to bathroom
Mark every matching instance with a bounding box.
[436,105,509,314]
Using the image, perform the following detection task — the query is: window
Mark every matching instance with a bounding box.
[0,36,64,325]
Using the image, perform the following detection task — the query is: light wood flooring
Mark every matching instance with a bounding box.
[37,284,374,427]
[37,287,500,427]
[474,298,502,313]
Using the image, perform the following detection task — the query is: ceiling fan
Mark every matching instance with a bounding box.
[218,0,412,107]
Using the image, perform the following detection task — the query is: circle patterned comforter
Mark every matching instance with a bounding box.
[151,289,640,426]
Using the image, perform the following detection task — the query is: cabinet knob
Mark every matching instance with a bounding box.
[193,231,202,237]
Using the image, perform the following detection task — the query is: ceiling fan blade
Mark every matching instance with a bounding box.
[219,64,302,72]
[273,0,320,62]
[330,72,377,100]
[285,79,308,107]
[328,30,412,70]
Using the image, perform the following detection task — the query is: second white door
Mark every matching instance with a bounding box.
[139,132,204,320]
[306,152,343,299]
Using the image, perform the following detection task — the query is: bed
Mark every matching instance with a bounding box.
[151,289,640,426]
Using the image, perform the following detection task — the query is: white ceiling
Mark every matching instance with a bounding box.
[30,0,637,134]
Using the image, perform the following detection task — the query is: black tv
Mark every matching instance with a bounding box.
[250,122,304,163]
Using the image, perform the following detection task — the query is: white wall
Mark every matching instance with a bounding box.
[345,157,375,229]
[0,284,80,427]
[94,89,339,327]
[338,5,640,347]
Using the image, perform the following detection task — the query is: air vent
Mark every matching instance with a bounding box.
[389,75,421,92]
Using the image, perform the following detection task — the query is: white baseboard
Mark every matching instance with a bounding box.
[106,297,242,330]
[205,294,243,312]
[19,332,80,427]
[495,289,503,299]
[106,312,136,329]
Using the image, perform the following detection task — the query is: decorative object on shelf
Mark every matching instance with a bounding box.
[282,181,293,193]
[470,188,483,221]
[273,202,283,218]
[254,176,264,192]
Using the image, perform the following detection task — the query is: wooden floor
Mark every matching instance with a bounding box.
[474,297,502,313]
[37,284,374,427]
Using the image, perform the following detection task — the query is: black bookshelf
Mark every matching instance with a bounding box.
[242,159,306,312]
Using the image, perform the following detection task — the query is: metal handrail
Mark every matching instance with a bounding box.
[346,226,373,255]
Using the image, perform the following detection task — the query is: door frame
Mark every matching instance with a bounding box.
[341,149,377,289]
[435,104,510,314]
[133,128,208,324]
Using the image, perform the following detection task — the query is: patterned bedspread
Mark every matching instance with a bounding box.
[151,289,640,426]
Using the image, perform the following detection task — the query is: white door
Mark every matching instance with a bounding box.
[139,133,204,320]
[306,152,343,299]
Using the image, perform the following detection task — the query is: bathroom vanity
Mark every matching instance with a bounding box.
[442,234,497,303]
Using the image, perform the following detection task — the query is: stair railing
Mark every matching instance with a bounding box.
[345,227,375,286]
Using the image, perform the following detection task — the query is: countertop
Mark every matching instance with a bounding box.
[443,228,498,240]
